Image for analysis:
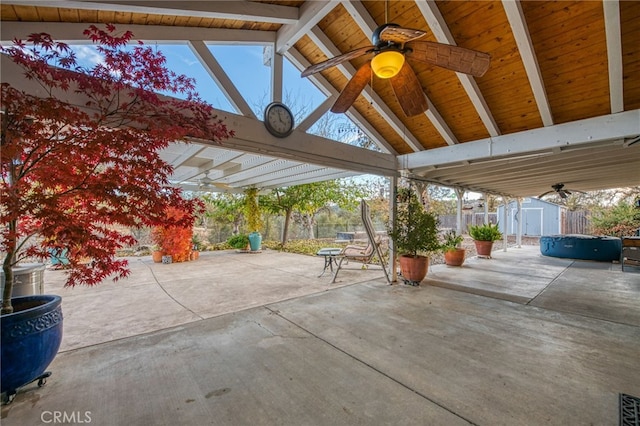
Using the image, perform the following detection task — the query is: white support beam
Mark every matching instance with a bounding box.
[188,41,256,119]
[1,53,396,178]
[502,0,553,126]
[1,22,276,45]
[399,110,640,170]
[296,96,335,132]
[425,98,458,146]
[219,109,398,177]
[415,0,500,136]
[286,48,397,154]
[275,1,338,54]
[603,0,624,114]
[270,51,284,103]
[4,1,299,24]
[307,26,424,152]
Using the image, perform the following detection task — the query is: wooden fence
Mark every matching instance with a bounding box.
[439,210,590,235]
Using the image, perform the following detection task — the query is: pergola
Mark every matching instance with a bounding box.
[1,1,639,198]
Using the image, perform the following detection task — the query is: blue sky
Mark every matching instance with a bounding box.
[72,42,357,140]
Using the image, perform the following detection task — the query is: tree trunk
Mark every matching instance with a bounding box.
[281,209,292,246]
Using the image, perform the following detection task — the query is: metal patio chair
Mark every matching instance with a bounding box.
[330,199,391,284]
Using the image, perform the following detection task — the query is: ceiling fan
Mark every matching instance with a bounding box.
[198,171,230,190]
[301,23,491,117]
[538,183,585,199]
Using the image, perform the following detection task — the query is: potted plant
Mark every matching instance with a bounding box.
[0,25,231,402]
[244,187,263,252]
[190,234,203,261]
[388,188,440,285]
[227,234,250,251]
[468,222,503,258]
[441,230,466,266]
[151,206,195,263]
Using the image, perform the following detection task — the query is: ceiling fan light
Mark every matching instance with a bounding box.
[371,50,404,79]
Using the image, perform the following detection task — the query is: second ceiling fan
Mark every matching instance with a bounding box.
[301,23,491,117]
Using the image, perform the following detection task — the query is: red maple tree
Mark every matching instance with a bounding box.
[1,25,233,313]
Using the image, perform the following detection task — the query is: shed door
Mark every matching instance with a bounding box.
[511,208,543,236]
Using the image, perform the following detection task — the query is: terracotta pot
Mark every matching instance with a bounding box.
[398,255,429,283]
[444,248,466,266]
[190,251,199,261]
[152,251,163,263]
[474,240,494,257]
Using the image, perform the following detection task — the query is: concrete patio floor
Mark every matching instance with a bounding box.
[2,246,639,425]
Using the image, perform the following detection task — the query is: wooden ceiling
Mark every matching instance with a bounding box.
[1,1,639,197]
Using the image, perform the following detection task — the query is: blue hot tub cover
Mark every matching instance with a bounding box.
[540,234,622,262]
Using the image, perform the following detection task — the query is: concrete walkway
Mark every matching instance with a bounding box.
[2,247,639,425]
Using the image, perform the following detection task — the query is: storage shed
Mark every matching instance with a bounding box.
[497,198,566,236]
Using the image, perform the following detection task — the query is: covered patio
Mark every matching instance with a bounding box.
[1,247,638,425]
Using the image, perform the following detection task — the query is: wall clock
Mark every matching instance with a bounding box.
[264,102,294,138]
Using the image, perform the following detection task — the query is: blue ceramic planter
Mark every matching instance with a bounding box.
[1,295,63,397]
[248,232,262,251]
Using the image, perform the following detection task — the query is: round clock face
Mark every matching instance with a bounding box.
[264,102,294,137]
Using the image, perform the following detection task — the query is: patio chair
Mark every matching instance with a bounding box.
[331,199,391,284]
[621,237,640,271]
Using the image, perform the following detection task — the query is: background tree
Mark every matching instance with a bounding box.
[0,25,232,313]
[261,180,365,245]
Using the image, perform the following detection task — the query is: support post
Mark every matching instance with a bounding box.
[516,198,523,248]
[455,188,465,234]
[502,196,509,252]
[389,176,398,284]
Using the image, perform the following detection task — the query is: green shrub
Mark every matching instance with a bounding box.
[441,229,464,251]
[591,201,640,237]
[469,222,502,241]
[227,234,249,249]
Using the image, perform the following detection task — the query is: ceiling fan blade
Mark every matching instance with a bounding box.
[406,41,490,77]
[379,25,427,44]
[331,62,372,114]
[389,63,428,117]
[301,46,374,77]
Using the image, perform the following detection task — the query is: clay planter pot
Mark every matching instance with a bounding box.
[444,248,466,266]
[152,251,163,263]
[399,255,429,284]
[190,251,199,261]
[474,240,494,258]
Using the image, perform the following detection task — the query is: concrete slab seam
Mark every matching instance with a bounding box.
[262,305,479,426]
[139,259,205,320]
[526,260,575,306]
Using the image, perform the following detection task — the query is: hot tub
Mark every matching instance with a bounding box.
[540,234,621,262]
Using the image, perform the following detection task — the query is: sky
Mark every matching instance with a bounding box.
[72,43,347,137]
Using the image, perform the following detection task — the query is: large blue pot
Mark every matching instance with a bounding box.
[248,232,262,252]
[1,295,63,395]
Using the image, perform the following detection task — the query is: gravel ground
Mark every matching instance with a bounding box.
[430,235,540,265]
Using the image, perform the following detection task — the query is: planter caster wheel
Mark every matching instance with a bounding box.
[401,278,420,286]
[37,372,52,387]
[3,391,17,405]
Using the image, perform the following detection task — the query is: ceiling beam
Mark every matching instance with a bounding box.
[1,53,396,178]
[275,0,338,54]
[1,21,275,44]
[399,110,640,170]
[4,1,299,24]
[218,109,398,177]
[415,0,500,137]
[189,41,256,119]
[603,0,624,114]
[286,48,397,154]
[501,0,553,126]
